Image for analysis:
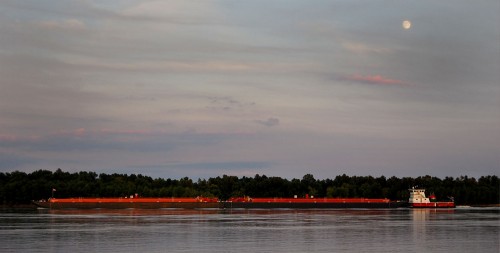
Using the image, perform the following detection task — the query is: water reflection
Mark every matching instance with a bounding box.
[41,208,222,216]
[38,208,404,217]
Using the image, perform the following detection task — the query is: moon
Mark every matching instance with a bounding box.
[402,20,411,30]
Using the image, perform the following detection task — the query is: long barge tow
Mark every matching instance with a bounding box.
[33,188,453,209]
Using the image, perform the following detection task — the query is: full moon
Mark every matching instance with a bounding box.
[402,20,411,30]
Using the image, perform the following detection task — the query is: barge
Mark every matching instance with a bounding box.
[225,196,405,208]
[33,197,220,209]
[33,196,406,209]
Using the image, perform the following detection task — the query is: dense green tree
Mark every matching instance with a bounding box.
[0,170,498,206]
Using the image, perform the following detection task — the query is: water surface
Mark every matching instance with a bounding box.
[0,208,498,253]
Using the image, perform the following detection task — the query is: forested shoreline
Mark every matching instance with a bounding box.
[1,169,498,206]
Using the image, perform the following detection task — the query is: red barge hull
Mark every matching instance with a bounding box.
[33,197,408,209]
[226,197,406,209]
[410,202,455,208]
[33,198,220,209]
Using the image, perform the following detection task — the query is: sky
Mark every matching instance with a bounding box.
[0,0,499,179]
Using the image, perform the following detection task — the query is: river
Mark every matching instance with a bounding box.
[0,207,498,253]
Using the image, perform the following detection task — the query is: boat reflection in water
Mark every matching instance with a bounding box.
[411,208,456,250]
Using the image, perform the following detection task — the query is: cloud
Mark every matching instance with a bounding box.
[341,74,407,86]
[177,161,274,178]
[169,161,272,171]
[342,41,391,54]
[56,128,87,138]
[112,161,274,179]
[207,96,256,111]
[255,118,280,127]
[0,134,40,143]
[0,0,498,179]
[120,0,223,25]
[0,152,39,170]
[38,19,86,31]
[0,128,236,153]
[66,59,256,72]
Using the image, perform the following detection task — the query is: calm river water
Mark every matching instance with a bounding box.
[0,207,498,253]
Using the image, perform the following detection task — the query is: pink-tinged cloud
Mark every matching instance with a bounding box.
[48,128,154,144]
[0,134,40,142]
[343,74,407,86]
[54,128,153,138]
[55,128,88,137]
[99,129,151,135]
[0,134,19,142]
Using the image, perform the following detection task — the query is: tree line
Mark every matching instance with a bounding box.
[0,169,498,206]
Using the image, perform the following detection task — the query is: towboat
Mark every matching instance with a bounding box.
[408,187,455,208]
